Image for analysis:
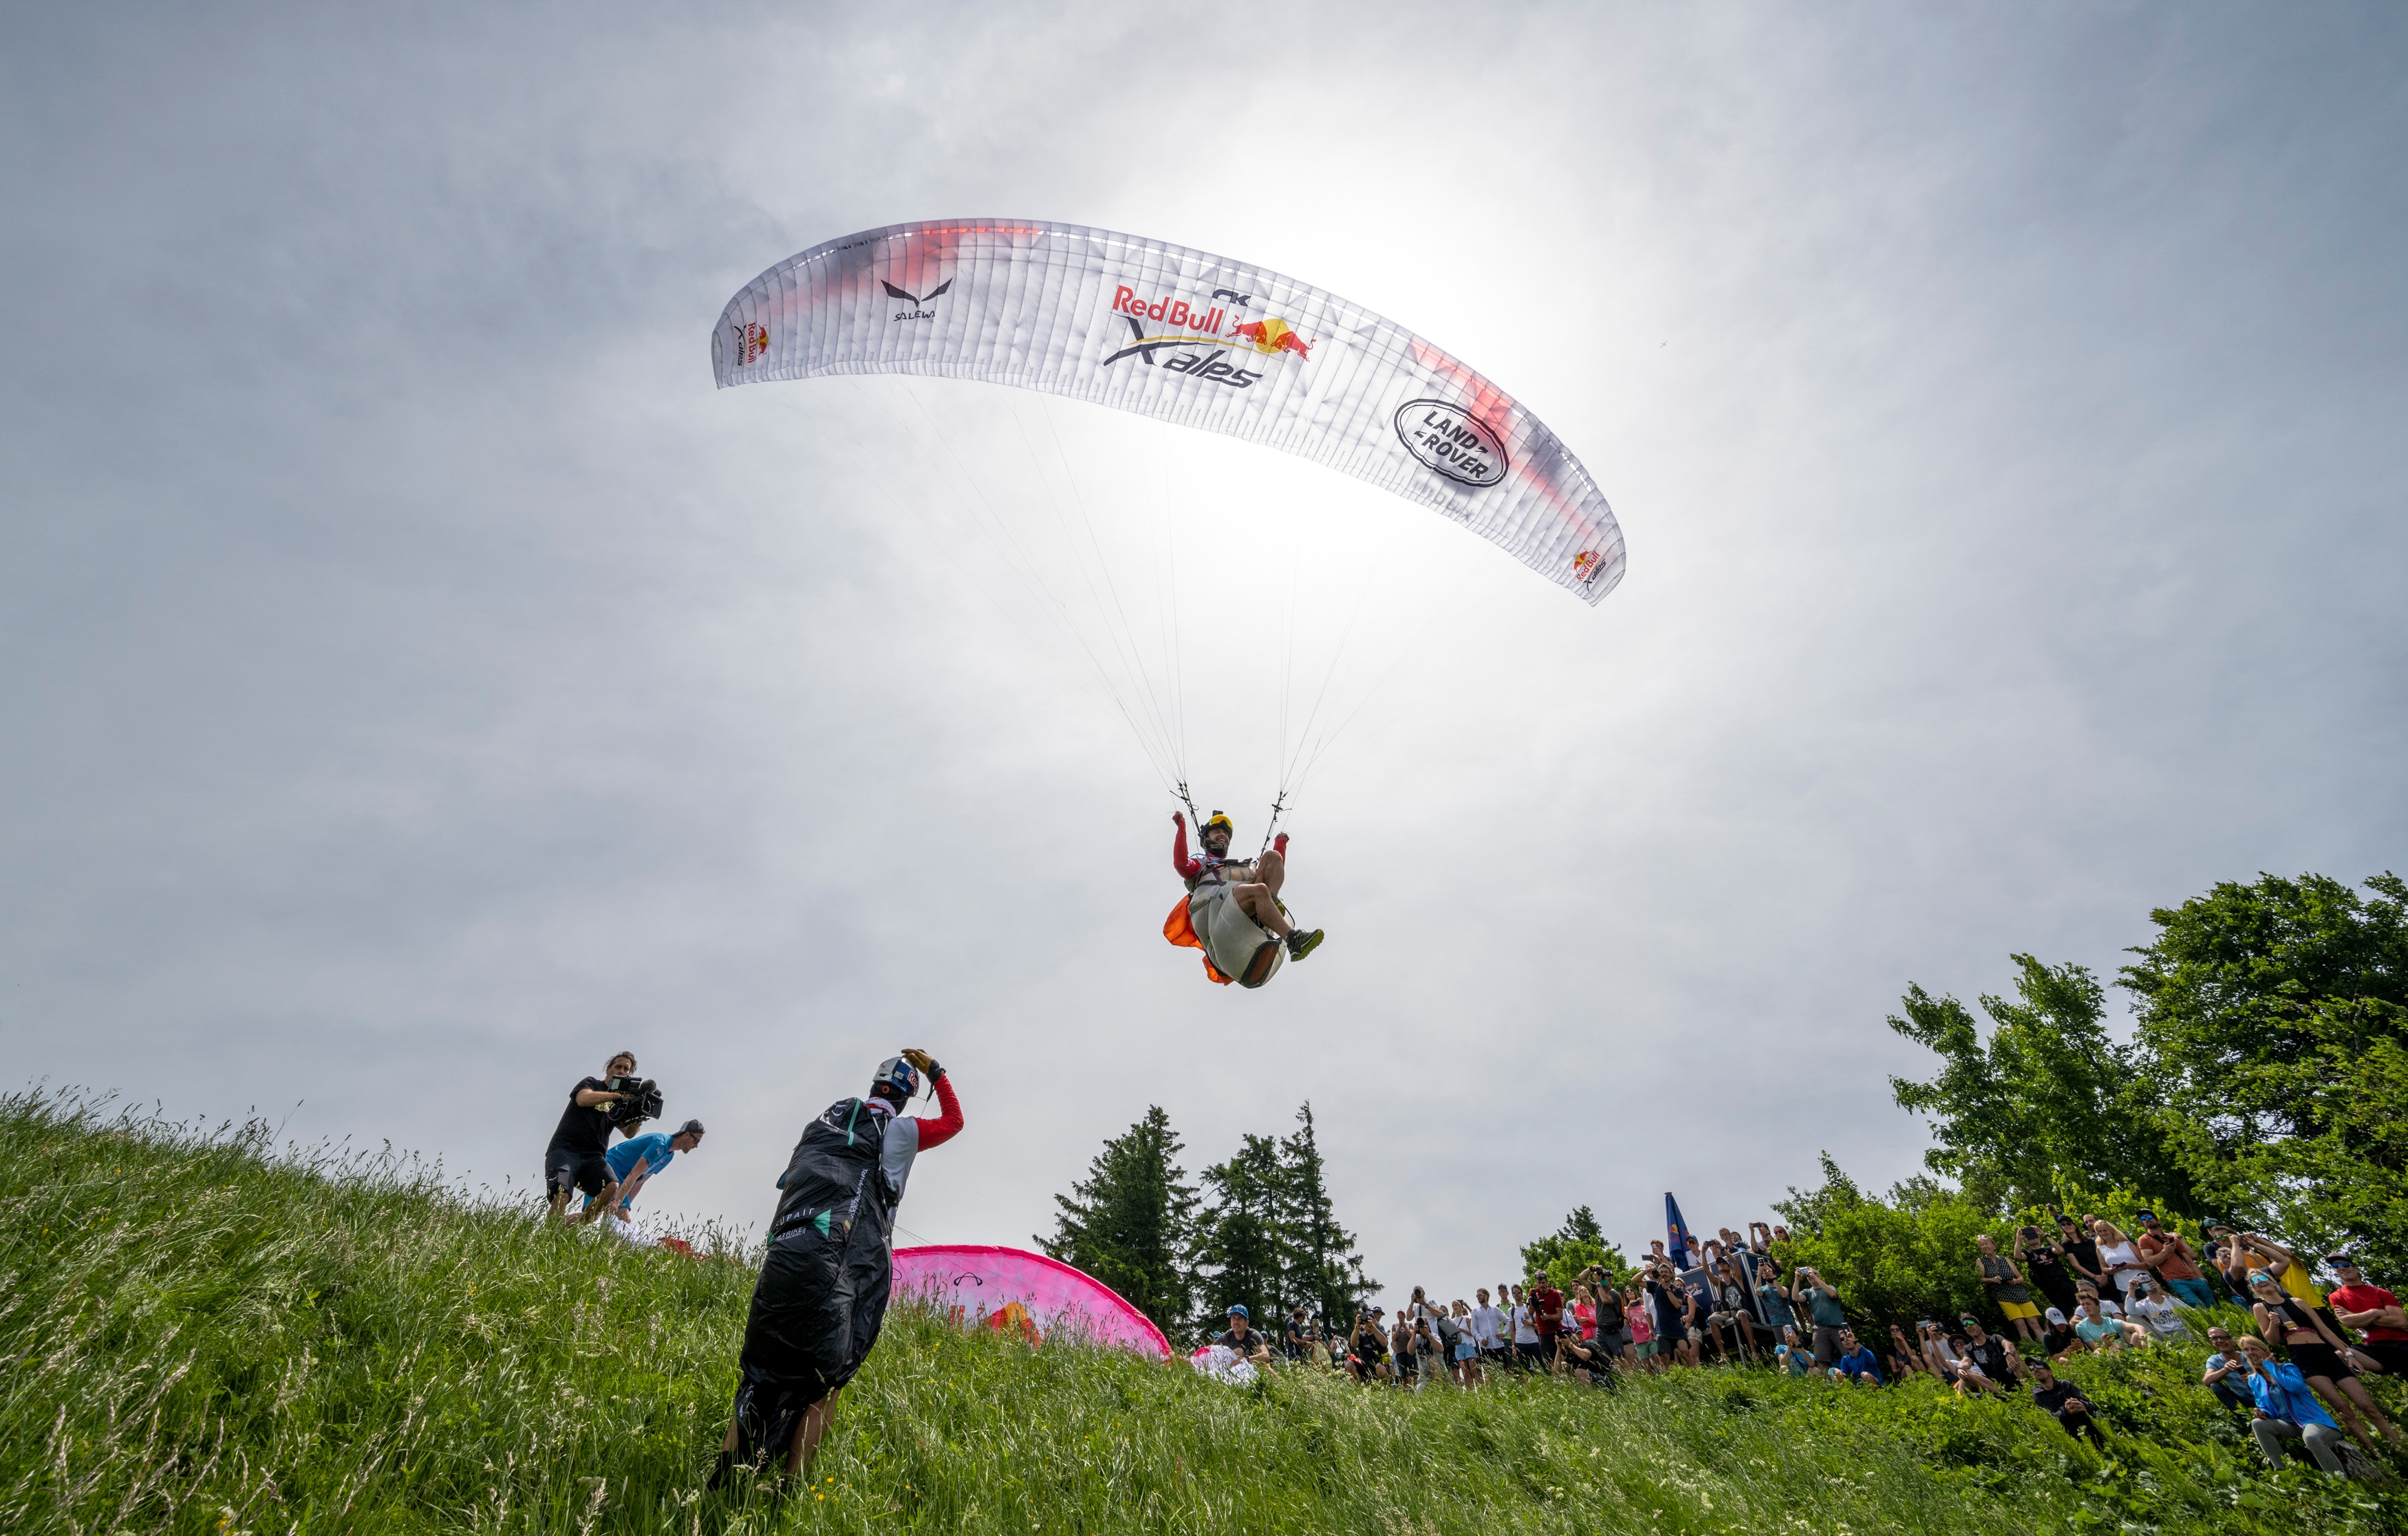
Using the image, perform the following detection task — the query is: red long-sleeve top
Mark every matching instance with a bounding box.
[1174,820,1287,883]
[912,1071,964,1151]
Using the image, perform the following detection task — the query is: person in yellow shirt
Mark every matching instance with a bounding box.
[2235,1231,2326,1306]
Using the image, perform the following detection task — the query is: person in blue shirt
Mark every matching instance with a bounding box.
[604,1118,705,1215]
[1833,1328,1882,1385]
[2239,1334,2347,1474]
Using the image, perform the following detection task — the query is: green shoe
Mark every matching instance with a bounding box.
[1287,929,1325,961]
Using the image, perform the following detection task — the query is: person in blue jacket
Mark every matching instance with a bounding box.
[2238,1334,2348,1474]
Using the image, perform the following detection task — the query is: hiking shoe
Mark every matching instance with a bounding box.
[1287,928,1324,960]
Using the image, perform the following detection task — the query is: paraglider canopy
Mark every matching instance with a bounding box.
[892,1244,1172,1359]
[713,218,1624,605]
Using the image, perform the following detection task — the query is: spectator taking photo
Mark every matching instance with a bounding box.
[1794,1266,1847,1367]
[2133,1211,2214,1308]
[2201,1325,2255,1414]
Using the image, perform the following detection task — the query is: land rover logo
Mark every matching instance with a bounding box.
[1395,399,1508,487]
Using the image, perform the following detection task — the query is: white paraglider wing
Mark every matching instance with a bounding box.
[712,219,1624,603]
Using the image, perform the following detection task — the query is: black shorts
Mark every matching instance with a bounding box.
[545,1143,612,1198]
[2283,1339,2355,1381]
[2356,1339,2408,1378]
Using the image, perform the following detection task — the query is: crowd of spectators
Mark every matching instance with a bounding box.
[1243,1211,2405,1480]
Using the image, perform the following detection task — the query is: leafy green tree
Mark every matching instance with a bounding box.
[1275,1103,1375,1328]
[1519,1205,1631,1292]
[2162,995,2408,1275]
[1772,1156,2008,1336]
[2121,872,2408,1236]
[1037,1105,1198,1339]
[1887,955,2193,1215]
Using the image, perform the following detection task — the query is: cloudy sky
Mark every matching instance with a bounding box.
[5,3,2403,1296]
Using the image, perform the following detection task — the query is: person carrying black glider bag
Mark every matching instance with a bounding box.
[714,1048,964,1489]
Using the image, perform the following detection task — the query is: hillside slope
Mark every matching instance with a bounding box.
[0,1090,2396,1535]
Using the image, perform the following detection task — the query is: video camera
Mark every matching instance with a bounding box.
[605,1075,663,1129]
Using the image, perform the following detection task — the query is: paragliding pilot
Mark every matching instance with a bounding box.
[712,1048,963,1492]
[1165,810,1325,987]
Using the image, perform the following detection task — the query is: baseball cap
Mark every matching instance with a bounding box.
[677,1118,706,1136]
[1227,1304,1249,1319]
[2045,1307,2068,1325]
[2327,1253,2360,1267]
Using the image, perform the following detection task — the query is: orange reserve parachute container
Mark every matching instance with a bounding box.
[711,219,1625,603]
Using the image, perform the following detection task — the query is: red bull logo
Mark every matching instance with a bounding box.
[1573,550,1605,583]
[734,322,770,367]
[1229,318,1311,358]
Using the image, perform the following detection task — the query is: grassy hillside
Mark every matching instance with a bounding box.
[1,1090,2398,1535]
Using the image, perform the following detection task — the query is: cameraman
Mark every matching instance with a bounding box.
[544,1050,642,1226]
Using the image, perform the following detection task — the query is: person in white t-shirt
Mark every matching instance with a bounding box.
[1509,1286,1542,1369]
[1468,1288,1507,1376]
[2123,1279,2190,1341]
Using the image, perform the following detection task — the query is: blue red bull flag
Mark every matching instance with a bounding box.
[1665,1193,1695,1270]
[711,219,1626,605]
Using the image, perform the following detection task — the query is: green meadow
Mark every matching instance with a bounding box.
[1,1089,2398,1535]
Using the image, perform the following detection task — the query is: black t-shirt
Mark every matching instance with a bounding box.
[2061,1235,2102,1279]
[2041,1322,2081,1356]
[1351,1328,1387,1362]
[2021,1243,2067,1286]
[2032,1381,2090,1417]
[1644,1279,1688,1337]
[550,1077,616,1156]
[1214,1328,1265,1355]
[1965,1337,2017,1385]
[1594,1291,1626,1329]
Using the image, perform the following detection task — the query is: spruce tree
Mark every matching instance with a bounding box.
[1192,1133,1289,1340]
[1276,1103,1375,1328]
[1036,1106,1197,1339]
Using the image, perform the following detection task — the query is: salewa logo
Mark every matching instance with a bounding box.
[882,279,952,321]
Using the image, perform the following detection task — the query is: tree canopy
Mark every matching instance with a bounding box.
[1886,954,2192,1216]
[1038,1105,1198,1339]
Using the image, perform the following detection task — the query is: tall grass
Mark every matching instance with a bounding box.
[1,1088,2398,1534]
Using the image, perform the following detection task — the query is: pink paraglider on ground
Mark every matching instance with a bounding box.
[892,1245,1171,1359]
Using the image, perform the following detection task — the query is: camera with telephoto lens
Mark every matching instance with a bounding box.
[605,1075,663,1129]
